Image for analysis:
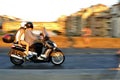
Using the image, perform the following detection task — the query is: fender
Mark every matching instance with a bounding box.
[50,48,62,57]
[10,54,23,60]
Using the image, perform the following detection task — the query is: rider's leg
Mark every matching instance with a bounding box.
[41,48,52,58]
[20,40,29,56]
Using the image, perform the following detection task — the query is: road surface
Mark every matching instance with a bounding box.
[0,48,120,80]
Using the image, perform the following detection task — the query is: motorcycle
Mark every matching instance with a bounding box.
[8,29,65,66]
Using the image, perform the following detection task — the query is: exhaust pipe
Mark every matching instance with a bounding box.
[10,54,23,60]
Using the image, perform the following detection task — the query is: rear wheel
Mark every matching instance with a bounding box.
[10,57,24,65]
[9,49,24,65]
[51,51,65,65]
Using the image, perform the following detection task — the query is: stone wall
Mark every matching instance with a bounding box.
[1,36,120,48]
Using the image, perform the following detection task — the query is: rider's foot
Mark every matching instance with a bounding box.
[23,56,29,61]
[23,54,32,61]
[41,54,47,58]
[27,54,33,58]
[25,57,30,61]
[37,56,43,60]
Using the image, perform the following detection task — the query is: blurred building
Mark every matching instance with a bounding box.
[110,3,120,37]
[65,14,81,36]
[57,15,67,35]
[2,21,60,32]
[0,15,21,29]
[87,11,111,37]
[65,4,111,37]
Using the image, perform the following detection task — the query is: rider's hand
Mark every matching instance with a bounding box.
[44,36,49,40]
[37,35,44,41]
[40,35,44,40]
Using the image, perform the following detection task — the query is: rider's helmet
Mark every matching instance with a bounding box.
[20,21,26,28]
[25,22,33,29]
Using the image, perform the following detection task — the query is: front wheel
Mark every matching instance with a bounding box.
[50,51,65,65]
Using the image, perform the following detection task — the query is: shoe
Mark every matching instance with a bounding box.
[28,51,32,55]
[23,56,29,61]
[27,54,33,58]
[41,54,47,58]
[37,56,43,60]
[25,56,30,61]
[24,54,33,61]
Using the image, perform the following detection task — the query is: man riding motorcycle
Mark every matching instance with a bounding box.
[24,22,44,60]
[7,22,65,65]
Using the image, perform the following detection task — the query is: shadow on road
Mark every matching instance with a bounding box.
[8,63,65,69]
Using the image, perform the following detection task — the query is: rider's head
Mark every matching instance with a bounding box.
[25,22,33,29]
[20,21,26,28]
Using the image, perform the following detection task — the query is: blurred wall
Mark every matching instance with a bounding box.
[2,22,62,32]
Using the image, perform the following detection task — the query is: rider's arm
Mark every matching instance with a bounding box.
[19,29,24,44]
[27,30,38,40]
[18,29,24,44]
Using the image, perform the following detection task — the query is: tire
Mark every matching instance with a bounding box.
[51,51,65,65]
[9,49,24,65]
[10,57,24,65]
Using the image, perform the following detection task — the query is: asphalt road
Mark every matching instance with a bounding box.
[0,48,120,80]
[0,48,119,69]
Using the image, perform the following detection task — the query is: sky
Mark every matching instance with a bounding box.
[0,0,118,22]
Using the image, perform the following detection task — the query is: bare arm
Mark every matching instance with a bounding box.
[27,30,38,40]
[18,29,24,44]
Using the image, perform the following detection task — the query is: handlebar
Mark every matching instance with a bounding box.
[44,36,49,41]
